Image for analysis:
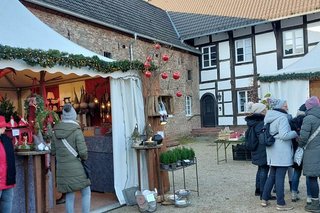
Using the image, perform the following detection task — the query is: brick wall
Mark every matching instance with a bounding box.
[26,5,201,137]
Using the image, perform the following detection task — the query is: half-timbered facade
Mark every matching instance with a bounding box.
[149,0,320,127]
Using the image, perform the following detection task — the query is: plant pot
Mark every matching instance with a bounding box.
[161,163,170,170]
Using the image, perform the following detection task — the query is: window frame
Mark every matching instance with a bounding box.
[237,90,252,113]
[283,28,304,56]
[185,96,192,116]
[235,38,253,64]
[201,45,217,69]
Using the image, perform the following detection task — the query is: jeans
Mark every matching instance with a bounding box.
[65,186,91,213]
[309,177,319,199]
[0,187,14,213]
[255,165,269,196]
[292,169,311,196]
[262,166,288,205]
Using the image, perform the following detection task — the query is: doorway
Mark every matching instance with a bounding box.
[310,80,320,98]
[200,93,218,127]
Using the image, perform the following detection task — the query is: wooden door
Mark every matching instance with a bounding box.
[310,80,320,98]
[201,94,218,127]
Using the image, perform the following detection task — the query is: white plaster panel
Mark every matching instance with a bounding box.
[199,89,215,100]
[218,41,230,60]
[281,16,303,28]
[219,61,231,79]
[255,23,273,33]
[282,57,303,68]
[218,104,223,116]
[236,77,253,88]
[201,69,217,81]
[233,27,252,38]
[237,116,247,125]
[235,63,254,76]
[211,32,228,42]
[307,21,320,44]
[307,13,320,21]
[218,116,233,126]
[255,32,276,53]
[256,53,278,74]
[194,36,210,46]
[218,80,231,90]
[223,90,232,102]
[199,82,215,90]
[224,102,233,115]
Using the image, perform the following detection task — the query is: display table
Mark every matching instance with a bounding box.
[85,135,114,192]
[214,139,245,164]
[14,150,53,213]
[132,144,162,192]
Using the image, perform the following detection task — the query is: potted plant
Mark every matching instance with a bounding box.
[189,148,195,163]
[160,152,170,170]
[173,147,182,167]
[168,150,178,169]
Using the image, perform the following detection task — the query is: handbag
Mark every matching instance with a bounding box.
[61,138,91,179]
[294,125,320,166]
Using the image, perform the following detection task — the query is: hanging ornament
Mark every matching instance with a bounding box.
[162,54,169,62]
[161,72,168,79]
[176,91,182,97]
[173,71,180,80]
[146,56,152,62]
[154,43,161,50]
[145,71,152,78]
[144,62,151,69]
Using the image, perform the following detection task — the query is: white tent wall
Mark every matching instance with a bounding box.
[111,77,146,204]
[260,80,309,115]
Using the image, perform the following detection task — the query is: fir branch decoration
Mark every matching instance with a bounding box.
[259,72,320,82]
[0,45,151,73]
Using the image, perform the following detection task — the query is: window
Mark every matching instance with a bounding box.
[237,90,252,113]
[104,51,112,58]
[235,38,252,63]
[185,96,192,116]
[187,70,192,81]
[283,29,304,56]
[201,45,216,68]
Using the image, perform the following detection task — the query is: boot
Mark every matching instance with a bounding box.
[305,198,320,212]
[292,191,300,202]
[255,188,260,196]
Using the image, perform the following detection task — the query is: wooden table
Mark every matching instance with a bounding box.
[214,139,245,164]
[15,150,51,213]
[132,144,162,192]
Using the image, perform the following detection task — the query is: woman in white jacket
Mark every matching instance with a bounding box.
[260,99,298,211]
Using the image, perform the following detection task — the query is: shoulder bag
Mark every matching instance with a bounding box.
[61,138,91,179]
[294,125,320,166]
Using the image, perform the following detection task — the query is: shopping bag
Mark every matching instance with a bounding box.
[294,147,304,166]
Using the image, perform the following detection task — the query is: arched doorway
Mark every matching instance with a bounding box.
[200,93,218,127]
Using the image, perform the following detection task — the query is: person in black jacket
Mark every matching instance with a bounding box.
[245,102,274,200]
[0,115,16,213]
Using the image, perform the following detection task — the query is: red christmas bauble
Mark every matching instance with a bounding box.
[176,91,182,97]
[161,72,168,79]
[173,71,180,80]
[162,54,169,62]
[146,56,152,62]
[154,43,161,50]
[144,62,151,69]
[145,71,152,78]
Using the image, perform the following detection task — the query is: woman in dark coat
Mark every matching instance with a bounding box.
[299,96,320,212]
[245,102,270,200]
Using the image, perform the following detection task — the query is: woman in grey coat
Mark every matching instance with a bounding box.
[52,104,91,213]
[299,96,320,212]
[261,99,298,211]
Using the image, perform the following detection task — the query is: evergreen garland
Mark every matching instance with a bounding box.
[259,72,320,82]
[0,44,150,73]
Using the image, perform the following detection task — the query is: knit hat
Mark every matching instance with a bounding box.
[62,104,77,121]
[269,98,286,109]
[0,116,6,128]
[305,96,320,110]
[247,102,266,113]
[299,104,307,112]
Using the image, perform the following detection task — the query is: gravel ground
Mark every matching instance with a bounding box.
[109,136,308,213]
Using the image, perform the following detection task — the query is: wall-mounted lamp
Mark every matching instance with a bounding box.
[217,93,222,101]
